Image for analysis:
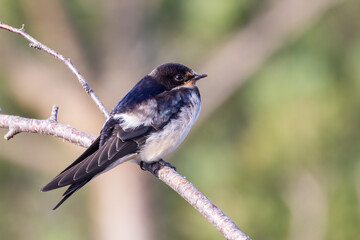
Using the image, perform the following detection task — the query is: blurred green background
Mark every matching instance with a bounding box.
[1,0,360,239]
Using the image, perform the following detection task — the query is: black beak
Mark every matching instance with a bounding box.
[193,73,208,80]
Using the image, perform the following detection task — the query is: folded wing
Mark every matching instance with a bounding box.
[42,124,154,209]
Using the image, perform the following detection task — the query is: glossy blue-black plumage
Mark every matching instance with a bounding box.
[111,76,166,114]
[42,63,206,210]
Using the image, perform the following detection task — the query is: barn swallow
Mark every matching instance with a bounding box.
[41,63,207,210]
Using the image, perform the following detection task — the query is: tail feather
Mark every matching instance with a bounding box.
[52,192,74,210]
[52,178,92,210]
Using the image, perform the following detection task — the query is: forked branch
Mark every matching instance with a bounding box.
[0,21,250,240]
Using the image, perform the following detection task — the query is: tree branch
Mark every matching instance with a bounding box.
[0,108,249,240]
[0,21,250,240]
[158,167,249,240]
[0,21,110,119]
[0,106,95,147]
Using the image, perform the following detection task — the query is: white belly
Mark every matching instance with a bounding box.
[140,92,201,162]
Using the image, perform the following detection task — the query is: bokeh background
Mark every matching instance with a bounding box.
[1,0,360,239]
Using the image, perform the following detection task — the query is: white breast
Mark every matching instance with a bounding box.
[140,90,201,162]
[112,99,157,129]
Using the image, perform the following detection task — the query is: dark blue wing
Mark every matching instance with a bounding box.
[111,76,166,113]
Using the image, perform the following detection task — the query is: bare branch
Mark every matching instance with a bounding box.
[0,22,110,119]
[4,128,18,140]
[158,167,250,240]
[0,109,249,239]
[49,105,59,122]
[0,21,250,239]
[0,106,96,147]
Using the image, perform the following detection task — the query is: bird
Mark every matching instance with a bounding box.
[41,63,207,210]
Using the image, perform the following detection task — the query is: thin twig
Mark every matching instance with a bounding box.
[0,22,110,119]
[49,105,59,122]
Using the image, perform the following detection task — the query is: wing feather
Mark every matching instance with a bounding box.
[42,124,154,193]
[108,135,119,159]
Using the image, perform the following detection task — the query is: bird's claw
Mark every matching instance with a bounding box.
[140,159,176,177]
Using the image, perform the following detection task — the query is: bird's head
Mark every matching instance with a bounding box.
[149,63,207,90]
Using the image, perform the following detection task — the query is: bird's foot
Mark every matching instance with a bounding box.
[140,159,176,177]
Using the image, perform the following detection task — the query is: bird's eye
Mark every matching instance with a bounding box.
[174,74,184,81]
